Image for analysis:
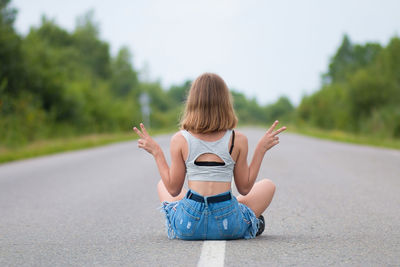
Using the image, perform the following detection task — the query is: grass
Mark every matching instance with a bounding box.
[0,127,176,164]
[287,124,400,150]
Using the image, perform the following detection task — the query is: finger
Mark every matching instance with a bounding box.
[272,126,287,136]
[268,140,279,150]
[140,123,149,136]
[267,120,279,134]
[133,126,144,138]
[133,126,142,136]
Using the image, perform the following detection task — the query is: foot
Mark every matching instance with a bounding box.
[256,215,265,236]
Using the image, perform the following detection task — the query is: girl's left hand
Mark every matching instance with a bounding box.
[133,123,160,156]
[259,120,286,153]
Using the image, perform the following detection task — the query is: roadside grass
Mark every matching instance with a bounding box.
[0,127,176,164]
[287,124,400,150]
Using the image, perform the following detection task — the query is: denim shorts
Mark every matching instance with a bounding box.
[161,189,260,240]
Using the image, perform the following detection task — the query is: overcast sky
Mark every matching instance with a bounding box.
[13,0,400,105]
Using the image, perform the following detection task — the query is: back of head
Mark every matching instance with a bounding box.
[180,73,238,133]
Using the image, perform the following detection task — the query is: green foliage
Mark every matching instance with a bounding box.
[140,81,182,128]
[111,47,139,97]
[265,96,294,123]
[0,0,23,95]
[4,0,398,155]
[0,3,143,147]
[0,91,50,146]
[2,0,399,158]
[73,11,111,79]
[230,91,294,126]
[299,34,400,139]
[232,91,265,124]
[325,34,382,83]
[298,84,352,130]
[0,0,294,151]
[167,80,191,105]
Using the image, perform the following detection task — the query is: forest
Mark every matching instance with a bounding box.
[1,0,399,151]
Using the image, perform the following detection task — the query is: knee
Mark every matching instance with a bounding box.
[157,180,164,191]
[261,178,276,193]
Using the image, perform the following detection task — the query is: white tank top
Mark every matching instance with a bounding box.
[180,130,235,182]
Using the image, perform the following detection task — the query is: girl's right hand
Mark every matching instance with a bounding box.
[133,123,161,156]
[259,120,286,152]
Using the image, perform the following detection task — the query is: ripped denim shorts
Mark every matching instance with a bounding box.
[161,189,260,240]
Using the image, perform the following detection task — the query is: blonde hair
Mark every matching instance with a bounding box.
[180,73,238,133]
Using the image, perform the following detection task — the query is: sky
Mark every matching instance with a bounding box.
[12,0,400,106]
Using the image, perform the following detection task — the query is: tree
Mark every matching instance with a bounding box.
[327,34,354,82]
[0,0,23,96]
[73,10,111,79]
[167,80,191,104]
[326,34,381,83]
[110,47,139,97]
[265,96,294,122]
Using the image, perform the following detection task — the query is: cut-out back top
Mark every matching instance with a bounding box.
[180,129,235,182]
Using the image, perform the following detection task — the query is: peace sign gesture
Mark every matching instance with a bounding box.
[133,123,160,156]
[259,120,287,152]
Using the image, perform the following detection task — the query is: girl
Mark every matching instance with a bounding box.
[133,73,286,240]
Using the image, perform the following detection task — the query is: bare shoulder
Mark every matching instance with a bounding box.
[170,131,188,160]
[234,130,248,147]
[170,131,186,145]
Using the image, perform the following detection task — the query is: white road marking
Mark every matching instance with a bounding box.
[197,241,226,267]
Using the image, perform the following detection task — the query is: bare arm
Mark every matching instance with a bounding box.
[133,123,186,197]
[234,121,286,195]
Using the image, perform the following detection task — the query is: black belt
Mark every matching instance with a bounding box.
[187,191,232,203]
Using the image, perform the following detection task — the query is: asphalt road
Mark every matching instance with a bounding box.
[1,128,399,266]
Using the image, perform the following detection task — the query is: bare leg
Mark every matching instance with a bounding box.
[237,179,276,217]
[157,180,187,203]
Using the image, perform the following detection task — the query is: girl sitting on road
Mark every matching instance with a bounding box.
[133,73,286,240]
